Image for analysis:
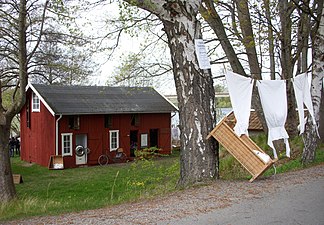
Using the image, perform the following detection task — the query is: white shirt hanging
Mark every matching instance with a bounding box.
[225,71,254,136]
[257,80,290,158]
[292,73,318,135]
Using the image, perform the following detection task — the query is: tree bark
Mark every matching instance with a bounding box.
[319,87,324,144]
[302,4,324,163]
[200,0,245,75]
[263,0,276,80]
[0,123,16,202]
[201,0,268,134]
[235,0,261,79]
[0,0,29,203]
[124,0,218,186]
[278,0,299,137]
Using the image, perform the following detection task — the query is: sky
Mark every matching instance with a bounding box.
[77,1,226,95]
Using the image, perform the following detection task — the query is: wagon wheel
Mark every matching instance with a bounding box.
[98,154,109,166]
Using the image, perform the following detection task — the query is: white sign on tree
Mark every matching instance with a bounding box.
[195,39,211,70]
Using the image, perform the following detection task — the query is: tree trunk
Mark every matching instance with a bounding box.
[263,0,276,80]
[163,9,218,187]
[200,0,245,75]
[319,87,324,143]
[124,0,219,186]
[0,123,16,202]
[302,5,324,163]
[0,0,28,203]
[278,0,298,137]
[235,0,261,79]
[201,0,268,134]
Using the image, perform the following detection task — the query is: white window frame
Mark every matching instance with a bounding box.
[61,133,73,156]
[109,130,119,151]
[32,92,40,112]
[141,133,148,148]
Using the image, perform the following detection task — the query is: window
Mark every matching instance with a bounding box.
[109,130,119,151]
[61,133,73,156]
[140,133,148,148]
[131,114,140,126]
[104,115,113,128]
[68,116,80,130]
[32,92,40,112]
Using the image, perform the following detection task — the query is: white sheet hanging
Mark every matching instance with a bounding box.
[257,80,290,158]
[225,71,254,136]
[292,73,318,135]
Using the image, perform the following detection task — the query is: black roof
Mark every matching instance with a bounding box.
[31,84,177,115]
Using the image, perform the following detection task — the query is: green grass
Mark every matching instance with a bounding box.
[1,151,180,221]
[1,137,323,222]
[219,134,324,180]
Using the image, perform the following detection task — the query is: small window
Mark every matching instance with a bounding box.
[140,133,148,148]
[131,114,139,126]
[68,116,80,130]
[32,92,40,112]
[26,100,30,127]
[61,133,72,156]
[104,115,113,128]
[109,130,119,151]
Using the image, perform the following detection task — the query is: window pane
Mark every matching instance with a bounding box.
[109,130,119,151]
[62,134,72,156]
[32,93,40,111]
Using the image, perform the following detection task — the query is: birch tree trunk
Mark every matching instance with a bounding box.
[302,5,324,163]
[123,0,218,186]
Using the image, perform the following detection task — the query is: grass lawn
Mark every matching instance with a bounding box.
[1,152,180,221]
[1,136,323,222]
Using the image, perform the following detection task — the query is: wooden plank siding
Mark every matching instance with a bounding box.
[20,90,56,167]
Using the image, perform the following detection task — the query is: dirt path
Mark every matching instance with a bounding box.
[4,164,324,225]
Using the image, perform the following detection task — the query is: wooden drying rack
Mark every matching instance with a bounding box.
[207,115,275,182]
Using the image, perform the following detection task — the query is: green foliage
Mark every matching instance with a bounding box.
[134,146,161,159]
[216,97,231,108]
[0,154,179,221]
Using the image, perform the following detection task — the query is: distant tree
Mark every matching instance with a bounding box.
[28,3,99,85]
[0,0,96,203]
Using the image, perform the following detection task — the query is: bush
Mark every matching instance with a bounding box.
[134,147,161,159]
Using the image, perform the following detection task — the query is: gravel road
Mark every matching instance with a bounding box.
[4,164,324,225]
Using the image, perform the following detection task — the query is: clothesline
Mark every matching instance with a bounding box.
[225,71,318,160]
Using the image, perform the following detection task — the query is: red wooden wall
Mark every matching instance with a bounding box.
[58,113,172,168]
[20,90,56,167]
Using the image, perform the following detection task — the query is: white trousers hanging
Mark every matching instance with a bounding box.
[292,73,318,135]
[257,80,290,158]
[225,71,254,136]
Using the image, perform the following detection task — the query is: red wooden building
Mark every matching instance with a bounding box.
[20,83,177,168]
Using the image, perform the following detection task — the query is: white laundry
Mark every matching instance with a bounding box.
[253,150,271,164]
[257,80,291,158]
[225,71,254,136]
[292,73,318,135]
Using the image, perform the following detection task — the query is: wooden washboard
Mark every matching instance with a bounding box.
[207,116,275,182]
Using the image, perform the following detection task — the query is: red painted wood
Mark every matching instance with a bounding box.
[20,90,56,167]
